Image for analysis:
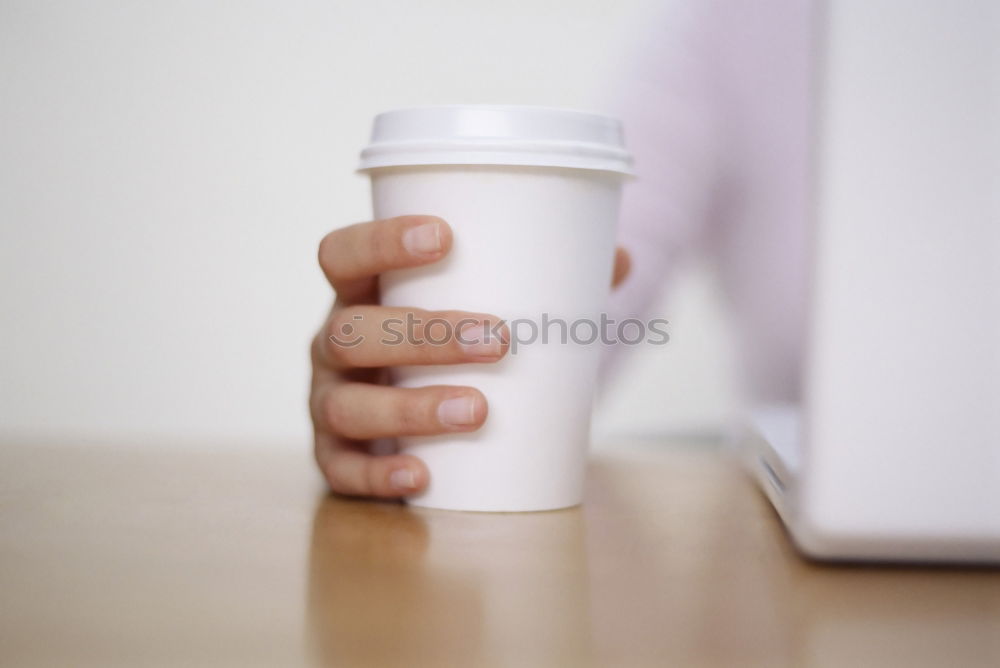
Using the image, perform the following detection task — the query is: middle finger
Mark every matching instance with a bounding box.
[319,305,510,369]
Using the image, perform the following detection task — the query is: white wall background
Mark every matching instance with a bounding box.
[0,0,734,448]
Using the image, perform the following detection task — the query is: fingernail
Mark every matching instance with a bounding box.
[458,323,502,358]
[402,222,442,256]
[390,468,418,490]
[438,396,478,427]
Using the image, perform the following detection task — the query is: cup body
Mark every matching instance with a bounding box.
[372,164,624,511]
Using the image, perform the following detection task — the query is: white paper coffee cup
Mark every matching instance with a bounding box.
[358,105,632,512]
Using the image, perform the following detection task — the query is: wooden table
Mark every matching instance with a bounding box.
[1,439,998,667]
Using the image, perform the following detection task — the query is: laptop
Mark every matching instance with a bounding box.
[742,0,1000,562]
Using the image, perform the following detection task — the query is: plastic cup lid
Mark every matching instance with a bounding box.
[358,105,633,175]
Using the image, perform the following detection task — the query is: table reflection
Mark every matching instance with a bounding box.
[308,495,592,667]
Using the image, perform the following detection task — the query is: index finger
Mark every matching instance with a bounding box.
[318,215,452,304]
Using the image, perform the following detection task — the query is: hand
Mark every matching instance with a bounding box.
[310,215,631,499]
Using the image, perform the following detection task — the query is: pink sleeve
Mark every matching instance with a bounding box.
[601,3,726,377]
[600,1,814,399]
